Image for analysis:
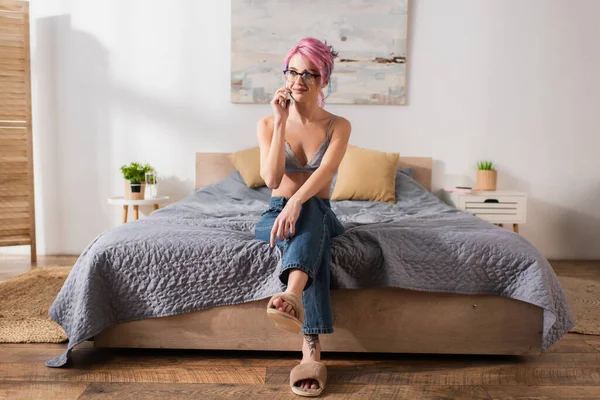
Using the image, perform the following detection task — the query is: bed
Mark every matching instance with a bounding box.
[45,153,575,368]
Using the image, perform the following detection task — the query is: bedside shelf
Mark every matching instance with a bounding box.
[107,196,170,223]
[442,190,527,233]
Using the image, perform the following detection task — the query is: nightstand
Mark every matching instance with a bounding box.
[107,196,170,223]
[442,190,527,233]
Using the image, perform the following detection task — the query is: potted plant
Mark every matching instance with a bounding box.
[120,162,155,200]
[475,160,497,191]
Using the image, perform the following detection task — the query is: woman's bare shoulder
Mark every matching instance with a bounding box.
[330,114,351,131]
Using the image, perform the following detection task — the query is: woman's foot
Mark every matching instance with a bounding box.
[272,289,301,318]
[273,292,321,390]
[295,334,321,390]
[274,270,308,320]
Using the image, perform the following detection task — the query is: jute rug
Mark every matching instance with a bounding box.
[557,276,600,335]
[0,266,71,343]
[0,267,598,343]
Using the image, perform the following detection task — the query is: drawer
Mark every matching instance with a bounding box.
[470,212,525,224]
[458,195,526,224]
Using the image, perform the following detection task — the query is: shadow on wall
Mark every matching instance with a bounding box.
[34,16,60,254]
[431,159,448,197]
[526,193,600,260]
[34,15,111,252]
[436,166,600,259]
[499,170,600,259]
[34,15,217,252]
[157,175,194,204]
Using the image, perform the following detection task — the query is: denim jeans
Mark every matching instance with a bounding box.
[255,195,345,335]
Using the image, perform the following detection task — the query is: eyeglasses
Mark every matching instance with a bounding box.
[283,69,321,85]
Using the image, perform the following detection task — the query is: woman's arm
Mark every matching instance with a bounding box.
[258,86,292,189]
[257,116,286,189]
[289,117,352,205]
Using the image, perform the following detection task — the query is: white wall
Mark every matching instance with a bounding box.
[8,0,599,259]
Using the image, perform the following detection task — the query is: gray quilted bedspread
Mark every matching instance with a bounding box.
[45,170,575,367]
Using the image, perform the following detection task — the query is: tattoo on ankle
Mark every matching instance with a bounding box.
[304,334,319,357]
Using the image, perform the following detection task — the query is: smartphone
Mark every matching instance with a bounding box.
[282,82,292,109]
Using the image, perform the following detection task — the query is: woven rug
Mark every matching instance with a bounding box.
[0,266,598,343]
[0,266,71,343]
[557,276,600,335]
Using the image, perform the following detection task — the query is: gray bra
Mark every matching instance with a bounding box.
[284,116,336,173]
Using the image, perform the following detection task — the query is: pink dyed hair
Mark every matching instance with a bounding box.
[283,37,339,108]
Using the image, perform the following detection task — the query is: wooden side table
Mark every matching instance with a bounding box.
[442,190,527,233]
[107,196,170,223]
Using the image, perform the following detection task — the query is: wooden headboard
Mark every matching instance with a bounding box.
[195,153,433,192]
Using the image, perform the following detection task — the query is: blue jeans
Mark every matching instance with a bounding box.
[255,196,345,335]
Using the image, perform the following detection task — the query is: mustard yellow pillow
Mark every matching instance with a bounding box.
[228,146,266,187]
[331,145,399,203]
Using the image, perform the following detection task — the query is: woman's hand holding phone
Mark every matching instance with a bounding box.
[271,83,292,122]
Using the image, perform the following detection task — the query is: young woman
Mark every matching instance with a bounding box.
[254,37,351,397]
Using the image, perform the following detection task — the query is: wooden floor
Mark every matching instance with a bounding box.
[1,255,599,399]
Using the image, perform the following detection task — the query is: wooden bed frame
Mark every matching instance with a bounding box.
[94,153,543,355]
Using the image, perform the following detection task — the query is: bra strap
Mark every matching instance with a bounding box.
[326,116,336,139]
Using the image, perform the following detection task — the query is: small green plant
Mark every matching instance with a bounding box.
[476,160,495,171]
[120,162,154,184]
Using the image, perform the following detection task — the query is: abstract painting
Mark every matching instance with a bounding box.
[231,0,408,105]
